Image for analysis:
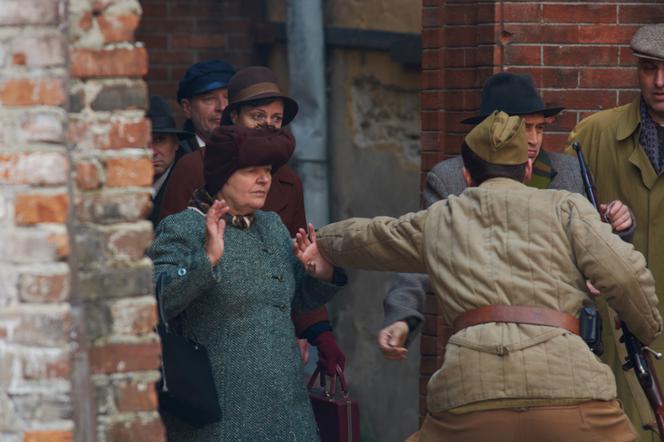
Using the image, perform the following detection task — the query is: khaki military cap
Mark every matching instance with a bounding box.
[631,24,664,62]
[464,111,527,165]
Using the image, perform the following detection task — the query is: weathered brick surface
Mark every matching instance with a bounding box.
[97,14,141,43]
[14,193,69,225]
[11,33,66,68]
[77,260,153,299]
[418,0,663,418]
[89,341,161,374]
[70,47,148,78]
[75,191,152,224]
[75,161,102,190]
[1,0,160,441]
[23,430,73,442]
[112,375,160,412]
[90,81,148,112]
[105,415,165,442]
[18,265,70,303]
[68,117,151,150]
[109,296,158,336]
[0,0,61,26]
[105,156,153,187]
[0,152,68,186]
[0,78,67,106]
[1,305,70,347]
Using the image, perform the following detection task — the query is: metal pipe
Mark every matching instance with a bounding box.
[286,0,329,227]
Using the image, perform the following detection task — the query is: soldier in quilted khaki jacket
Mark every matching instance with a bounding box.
[296,111,662,442]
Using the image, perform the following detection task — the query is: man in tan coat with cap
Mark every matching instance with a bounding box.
[568,23,664,439]
[296,111,662,441]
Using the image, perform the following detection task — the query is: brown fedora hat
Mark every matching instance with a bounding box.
[221,66,299,126]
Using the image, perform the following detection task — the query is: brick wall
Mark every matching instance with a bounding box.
[136,0,266,121]
[419,0,664,419]
[0,0,162,440]
[0,0,75,440]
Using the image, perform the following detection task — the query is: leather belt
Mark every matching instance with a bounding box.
[453,305,580,335]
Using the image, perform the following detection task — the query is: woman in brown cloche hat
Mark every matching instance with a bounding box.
[149,125,346,441]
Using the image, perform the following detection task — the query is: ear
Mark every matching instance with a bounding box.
[230,109,239,124]
[462,167,474,187]
[544,116,555,124]
[180,99,192,119]
[523,158,534,182]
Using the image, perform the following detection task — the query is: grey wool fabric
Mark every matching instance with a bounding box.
[149,208,343,441]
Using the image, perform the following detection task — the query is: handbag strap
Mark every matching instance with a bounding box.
[155,273,170,333]
[154,272,201,342]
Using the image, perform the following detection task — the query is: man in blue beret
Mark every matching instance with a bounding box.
[176,59,236,153]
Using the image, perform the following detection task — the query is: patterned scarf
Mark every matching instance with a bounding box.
[187,187,254,230]
[527,149,557,189]
[639,97,664,174]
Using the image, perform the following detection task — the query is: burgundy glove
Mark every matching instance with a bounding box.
[314,330,345,376]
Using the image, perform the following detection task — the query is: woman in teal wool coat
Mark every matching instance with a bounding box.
[148,125,345,441]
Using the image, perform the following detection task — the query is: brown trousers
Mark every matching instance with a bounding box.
[407,400,637,442]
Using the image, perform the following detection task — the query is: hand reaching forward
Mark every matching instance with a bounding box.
[205,199,230,265]
[294,223,334,281]
[600,200,632,232]
[377,321,409,360]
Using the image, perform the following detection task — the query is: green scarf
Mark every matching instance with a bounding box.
[528,150,557,189]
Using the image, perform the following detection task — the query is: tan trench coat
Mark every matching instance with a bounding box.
[568,97,664,439]
[316,178,661,412]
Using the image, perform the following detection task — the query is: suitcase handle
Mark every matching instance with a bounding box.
[307,365,348,399]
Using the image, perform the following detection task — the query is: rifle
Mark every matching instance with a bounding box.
[572,141,664,439]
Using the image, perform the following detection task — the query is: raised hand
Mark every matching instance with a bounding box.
[600,199,632,232]
[377,321,409,360]
[294,223,333,281]
[205,199,230,265]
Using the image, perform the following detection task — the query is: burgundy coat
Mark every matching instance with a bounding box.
[156,147,329,333]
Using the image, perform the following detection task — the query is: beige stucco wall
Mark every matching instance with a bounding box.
[268,1,422,439]
[268,0,420,32]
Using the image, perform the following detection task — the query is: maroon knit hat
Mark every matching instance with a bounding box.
[204,125,295,196]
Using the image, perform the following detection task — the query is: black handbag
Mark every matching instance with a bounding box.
[155,273,222,427]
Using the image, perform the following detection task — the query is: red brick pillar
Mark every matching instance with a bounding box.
[0,1,75,440]
[419,0,664,420]
[0,0,163,441]
[68,0,163,440]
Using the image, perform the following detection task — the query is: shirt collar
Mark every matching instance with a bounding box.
[152,164,173,196]
[196,134,206,148]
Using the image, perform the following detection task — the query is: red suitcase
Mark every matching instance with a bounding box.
[308,366,361,442]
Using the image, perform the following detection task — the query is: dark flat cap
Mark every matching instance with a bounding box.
[177,60,236,102]
[631,24,664,62]
[204,125,295,197]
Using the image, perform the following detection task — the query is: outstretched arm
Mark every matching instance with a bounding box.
[293,223,334,282]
